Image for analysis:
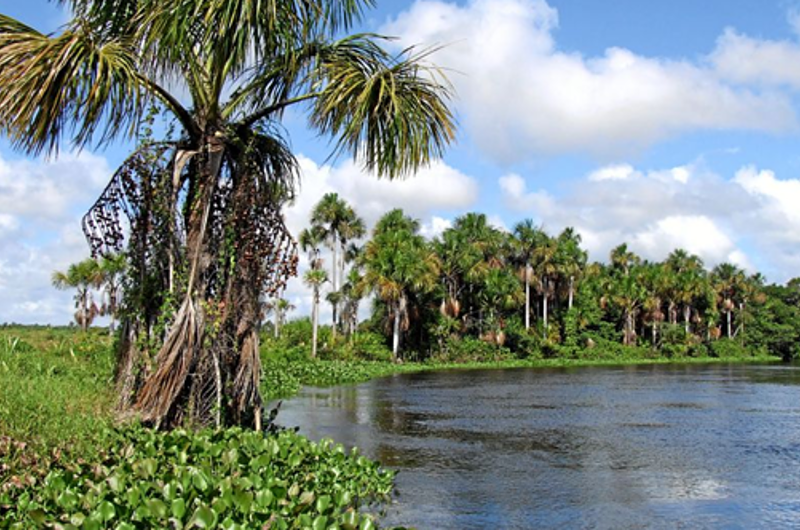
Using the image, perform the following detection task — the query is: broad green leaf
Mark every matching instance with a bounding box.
[188,504,216,528]
[171,497,186,519]
[97,500,116,522]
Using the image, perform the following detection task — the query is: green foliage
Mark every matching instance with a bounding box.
[432,336,513,364]
[0,327,115,461]
[709,338,753,359]
[1,427,394,529]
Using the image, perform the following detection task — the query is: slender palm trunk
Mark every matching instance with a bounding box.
[331,241,338,340]
[683,306,691,334]
[542,278,549,338]
[568,275,574,310]
[392,302,401,362]
[727,310,732,338]
[524,265,531,330]
[274,310,280,338]
[625,310,635,346]
[311,290,319,359]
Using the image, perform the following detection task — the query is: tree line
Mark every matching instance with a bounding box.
[274,193,800,362]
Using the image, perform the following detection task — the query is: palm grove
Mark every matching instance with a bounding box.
[283,197,800,363]
[0,0,454,429]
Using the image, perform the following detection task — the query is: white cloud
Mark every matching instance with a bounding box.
[420,216,453,239]
[494,161,796,277]
[734,165,800,226]
[499,173,555,214]
[0,152,112,325]
[711,28,800,89]
[280,155,480,322]
[384,0,796,161]
[631,215,738,265]
[588,164,640,181]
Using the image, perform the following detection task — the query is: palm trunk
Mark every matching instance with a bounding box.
[331,241,338,341]
[274,310,280,338]
[524,264,531,330]
[392,302,401,362]
[568,275,574,310]
[727,310,732,338]
[683,306,691,334]
[311,290,319,359]
[542,278,548,339]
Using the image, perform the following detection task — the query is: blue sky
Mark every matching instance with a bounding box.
[4,0,800,324]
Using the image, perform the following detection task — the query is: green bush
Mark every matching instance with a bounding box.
[1,427,393,530]
[432,336,513,363]
[333,332,393,362]
[709,338,751,358]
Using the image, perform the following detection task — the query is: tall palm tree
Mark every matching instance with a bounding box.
[310,194,364,338]
[99,253,127,334]
[304,269,328,359]
[666,250,705,334]
[511,219,543,330]
[556,227,587,311]
[52,258,103,331]
[0,0,454,428]
[362,209,438,361]
[533,234,558,337]
[712,262,746,338]
[264,297,295,339]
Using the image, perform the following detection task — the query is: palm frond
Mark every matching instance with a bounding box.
[0,14,143,155]
[311,38,456,179]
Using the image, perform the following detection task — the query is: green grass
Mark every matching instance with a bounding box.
[0,327,404,529]
[0,327,116,459]
[262,354,780,401]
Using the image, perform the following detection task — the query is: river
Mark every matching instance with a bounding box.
[274,363,800,529]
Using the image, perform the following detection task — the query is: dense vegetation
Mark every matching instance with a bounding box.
[284,200,800,364]
[0,0,454,431]
[0,327,401,529]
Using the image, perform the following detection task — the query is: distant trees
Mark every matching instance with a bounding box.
[52,255,127,332]
[290,203,796,360]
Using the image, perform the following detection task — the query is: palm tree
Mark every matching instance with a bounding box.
[362,209,438,361]
[264,297,295,339]
[52,258,103,331]
[310,195,364,338]
[99,253,127,334]
[666,250,705,334]
[0,0,454,428]
[299,225,326,271]
[556,227,587,311]
[511,219,543,330]
[712,263,746,338]
[304,269,328,359]
[533,234,558,337]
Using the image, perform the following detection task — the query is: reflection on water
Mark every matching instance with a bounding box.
[273,363,800,529]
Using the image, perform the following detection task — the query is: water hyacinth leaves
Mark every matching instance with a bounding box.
[1,427,394,528]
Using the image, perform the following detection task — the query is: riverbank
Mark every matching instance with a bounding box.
[262,354,781,401]
[0,327,398,529]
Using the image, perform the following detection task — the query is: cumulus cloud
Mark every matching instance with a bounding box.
[383,0,796,161]
[496,161,786,276]
[0,152,112,324]
[711,28,800,89]
[498,173,555,214]
[279,156,479,321]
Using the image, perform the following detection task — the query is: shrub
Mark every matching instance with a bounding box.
[709,338,751,359]
[1,427,393,529]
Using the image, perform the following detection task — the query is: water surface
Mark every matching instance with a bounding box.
[275,363,800,529]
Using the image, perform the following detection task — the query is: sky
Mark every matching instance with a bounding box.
[4,0,800,325]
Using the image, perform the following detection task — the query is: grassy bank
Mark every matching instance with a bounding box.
[263,354,780,401]
[0,327,402,529]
